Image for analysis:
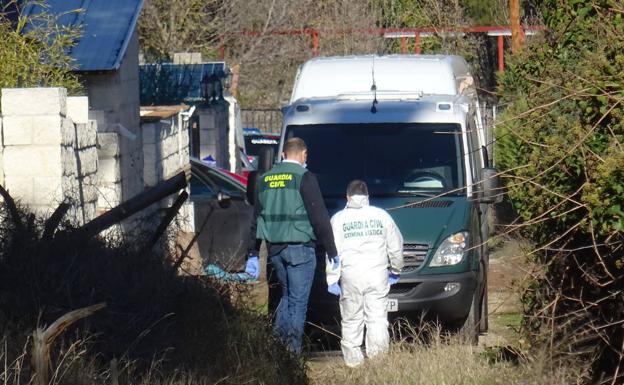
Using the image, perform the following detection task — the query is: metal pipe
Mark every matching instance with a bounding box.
[498,35,504,72]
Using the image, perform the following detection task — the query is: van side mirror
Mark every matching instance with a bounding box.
[217,192,232,208]
[246,170,258,205]
[480,167,502,204]
[257,146,274,174]
[246,146,274,205]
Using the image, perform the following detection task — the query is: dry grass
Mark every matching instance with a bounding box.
[309,339,576,385]
[0,199,307,385]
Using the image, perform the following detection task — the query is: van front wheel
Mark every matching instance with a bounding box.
[460,289,480,345]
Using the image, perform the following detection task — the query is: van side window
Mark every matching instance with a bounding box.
[467,117,483,186]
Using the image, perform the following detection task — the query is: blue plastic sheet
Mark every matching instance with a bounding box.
[204,264,255,283]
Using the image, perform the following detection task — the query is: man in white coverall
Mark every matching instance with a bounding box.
[326,180,404,367]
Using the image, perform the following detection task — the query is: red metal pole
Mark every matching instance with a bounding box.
[400,36,407,53]
[497,35,504,72]
[218,35,225,60]
[311,29,319,56]
[414,33,421,54]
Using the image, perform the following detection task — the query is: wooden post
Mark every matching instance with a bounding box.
[510,0,524,53]
[400,36,407,53]
[77,171,188,240]
[31,303,106,385]
[145,191,189,251]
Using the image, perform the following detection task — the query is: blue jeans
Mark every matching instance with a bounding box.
[271,244,316,354]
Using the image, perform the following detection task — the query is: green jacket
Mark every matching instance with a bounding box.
[256,162,316,243]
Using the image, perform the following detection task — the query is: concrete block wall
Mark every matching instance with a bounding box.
[0,88,98,224]
[142,112,192,233]
[96,132,122,212]
[142,114,190,188]
[198,104,228,166]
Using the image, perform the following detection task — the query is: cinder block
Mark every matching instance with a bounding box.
[83,202,96,222]
[3,146,62,177]
[62,175,79,197]
[1,88,67,116]
[141,122,159,145]
[30,115,65,145]
[0,148,4,186]
[143,143,157,165]
[4,175,34,202]
[66,96,89,124]
[78,148,98,176]
[199,113,216,129]
[61,118,76,146]
[75,122,98,149]
[97,133,120,158]
[61,147,77,175]
[97,158,121,183]
[2,116,34,145]
[82,183,99,203]
[163,136,179,158]
[33,176,63,205]
[163,155,182,179]
[97,183,122,209]
[78,147,98,168]
[143,162,158,187]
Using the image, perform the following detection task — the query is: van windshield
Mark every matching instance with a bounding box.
[285,123,465,197]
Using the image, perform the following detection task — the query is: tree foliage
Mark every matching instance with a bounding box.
[138,0,223,61]
[0,1,81,94]
[138,0,516,108]
[496,1,624,382]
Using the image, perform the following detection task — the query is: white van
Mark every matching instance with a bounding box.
[274,55,500,343]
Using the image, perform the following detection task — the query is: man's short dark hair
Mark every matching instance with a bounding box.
[283,137,307,156]
[347,180,369,196]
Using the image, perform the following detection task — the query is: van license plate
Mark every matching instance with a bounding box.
[387,299,398,312]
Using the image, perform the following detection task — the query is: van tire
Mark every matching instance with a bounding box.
[480,272,489,333]
[460,289,480,345]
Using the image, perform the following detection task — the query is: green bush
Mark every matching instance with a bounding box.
[495,1,624,382]
[0,1,82,94]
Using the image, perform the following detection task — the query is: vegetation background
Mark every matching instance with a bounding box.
[1,0,623,384]
[138,0,541,107]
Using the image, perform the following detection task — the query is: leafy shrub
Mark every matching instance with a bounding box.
[495,1,624,382]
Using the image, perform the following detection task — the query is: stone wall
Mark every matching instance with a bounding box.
[0,88,98,224]
[96,132,122,212]
[142,113,189,188]
[141,110,193,232]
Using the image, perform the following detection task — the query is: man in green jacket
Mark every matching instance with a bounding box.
[246,137,338,354]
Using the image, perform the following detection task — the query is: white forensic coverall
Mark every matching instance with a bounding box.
[327,195,404,367]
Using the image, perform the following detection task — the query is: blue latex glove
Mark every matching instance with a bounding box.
[388,272,400,285]
[327,282,341,297]
[330,255,340,270]
[244,256,260,280]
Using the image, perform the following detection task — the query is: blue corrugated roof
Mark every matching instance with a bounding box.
[140,63,228,106]
[23,0,143,71]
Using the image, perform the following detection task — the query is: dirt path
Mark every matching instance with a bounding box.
[480,235,529,347]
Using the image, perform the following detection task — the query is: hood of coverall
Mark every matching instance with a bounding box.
[346,194,369,209]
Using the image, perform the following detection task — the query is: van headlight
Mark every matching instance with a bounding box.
[429,232,469,267]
